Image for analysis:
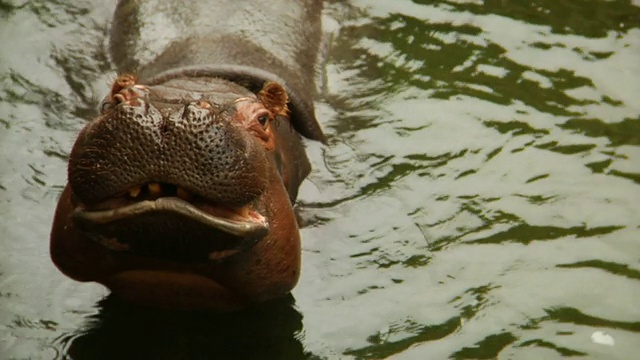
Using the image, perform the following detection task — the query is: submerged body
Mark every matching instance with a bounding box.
[50,0,324,310]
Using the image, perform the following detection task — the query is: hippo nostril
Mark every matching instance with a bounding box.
[111,83,150,107]
[113,93,126,104]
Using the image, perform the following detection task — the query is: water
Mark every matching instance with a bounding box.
[1,0,639,359]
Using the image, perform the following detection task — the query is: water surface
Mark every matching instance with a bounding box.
[1,0,639,359]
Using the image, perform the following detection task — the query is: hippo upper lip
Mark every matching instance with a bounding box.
[72,197,268,238]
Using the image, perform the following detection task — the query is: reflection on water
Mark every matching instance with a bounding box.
[1,0,639,359]
[56,295,307,360]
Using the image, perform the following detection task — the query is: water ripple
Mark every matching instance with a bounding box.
[557,260,640,282]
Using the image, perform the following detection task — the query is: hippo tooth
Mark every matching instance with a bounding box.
[176,187,191,200]
[148,182,161,197]
[233,206,266,223]
[233,206,251,219]
[101,237,130,251]
[208,249,241,261]
[128,186,141,198]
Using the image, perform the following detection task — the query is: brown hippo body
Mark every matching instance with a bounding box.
[50,0,325,310]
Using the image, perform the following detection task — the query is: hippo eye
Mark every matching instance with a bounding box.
[256,113,270,128]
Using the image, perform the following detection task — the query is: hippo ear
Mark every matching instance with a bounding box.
[258,82,289,118]
[258,81,327,143]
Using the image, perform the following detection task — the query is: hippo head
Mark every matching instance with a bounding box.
[51,74,318,310]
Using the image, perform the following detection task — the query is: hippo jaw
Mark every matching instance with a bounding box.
[50,75,305,309]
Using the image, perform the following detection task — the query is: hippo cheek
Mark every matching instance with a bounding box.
[51,185,116,282]
[205,167,302,302]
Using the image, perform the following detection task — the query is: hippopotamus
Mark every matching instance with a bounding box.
[50,0,325,310]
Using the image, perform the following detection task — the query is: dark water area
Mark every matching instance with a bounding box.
[1,0,639,359]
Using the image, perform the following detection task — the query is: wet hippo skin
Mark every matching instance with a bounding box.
[50,0,325,310]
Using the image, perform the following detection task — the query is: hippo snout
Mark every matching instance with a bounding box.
[68,82,268,207]
[61,77,276,263]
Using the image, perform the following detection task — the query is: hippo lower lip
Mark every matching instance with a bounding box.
[72,196,268,263]
[73,197,268,238]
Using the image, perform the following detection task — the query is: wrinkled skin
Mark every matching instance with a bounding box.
[50,0,325,310]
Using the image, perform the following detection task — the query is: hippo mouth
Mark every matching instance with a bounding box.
[72,182,268,263]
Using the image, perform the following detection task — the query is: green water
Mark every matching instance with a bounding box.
[1,0,639,359]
